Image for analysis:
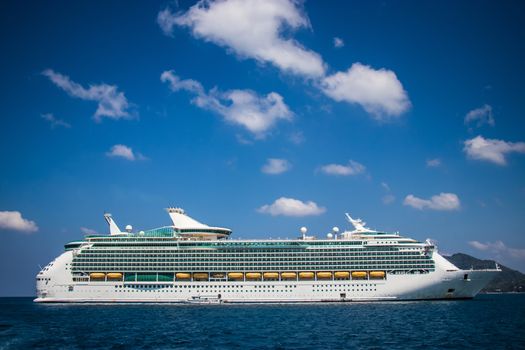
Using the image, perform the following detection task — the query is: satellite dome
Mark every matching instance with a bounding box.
[125,225,132,233]
[300,227,307,234]
[332,227,340,233]
[327,233,333,239]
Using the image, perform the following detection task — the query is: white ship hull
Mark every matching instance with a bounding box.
[34,251,499,303]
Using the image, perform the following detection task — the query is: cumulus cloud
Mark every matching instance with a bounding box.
[469,240,525,260]
[333,37,344,48]
[464,135,525,166]
[403,193,460,211]
[261,158,291,174]
[258,197,326,217]
[106,144,145,161]
[41,113,71,128]
[426,158,441,168]
[42,69,133,121]
[465,104,495,127]
[161,70,293,138]
[158,2,411,120]
[320,63,411,119]
[320,160,365,176]
[160,0,326,78]
[0,211,38,233]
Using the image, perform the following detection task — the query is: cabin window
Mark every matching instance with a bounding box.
[447,288,455,293]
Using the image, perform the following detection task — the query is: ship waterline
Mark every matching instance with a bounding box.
[35,208,499,303]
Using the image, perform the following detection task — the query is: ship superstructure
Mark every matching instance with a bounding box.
[35,208,499,303]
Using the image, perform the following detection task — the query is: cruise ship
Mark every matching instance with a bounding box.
[35,208,499,303]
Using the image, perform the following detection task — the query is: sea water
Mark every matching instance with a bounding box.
[0,294,524,349]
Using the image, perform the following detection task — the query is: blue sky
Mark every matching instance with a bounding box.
[1,0,525,296]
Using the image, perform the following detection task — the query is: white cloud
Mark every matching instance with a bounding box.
[261,158,291,174]
[465,104,495,127]
[80,227,98,235]
[320,63,411,120]
[41,113,71,128]
[106,144,145,161]
[159,0,326,78]
[464,135,525,166]
[426,158,441,168]
[42,69,133,121]
[320,160,365,176]
[0,211,38,233]
[157,8,179,37]
[382,194,395,205]
[403,193,460,211]
[469,240,525,260]
[160,71,204,95]
[289,131,305,145]
[161,70,293,138]
[258,197,326,217]
[381,182,390,191]
[333,37,344,48]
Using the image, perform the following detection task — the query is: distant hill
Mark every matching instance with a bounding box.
[444,253,525,293]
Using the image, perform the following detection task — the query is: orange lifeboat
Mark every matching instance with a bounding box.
[193,272,209,280]
[351,271,368,279]
[106,272,123,280]
[176,273,191,280]
[316,271,333,279]
[246,272,262,280]
[334,271,350,279]
[369,271,386,279]
[89,272,105,280]
[228,272,244,280]
[280,272,297,280]
[299,272,314,280]
[263,272,279,279]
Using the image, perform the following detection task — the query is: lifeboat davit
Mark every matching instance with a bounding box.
[245,272,262,280]
[351,271,368,279]
[228,272,244,280]
[369,271,386,279]
[316,271,332,279]
[176,273,191,280]
[89,272,105,280]
[106,272,123,280]
[193,272,209,280]
[299,272,314,280]
[263,272,279,279]
[334,271,350,279]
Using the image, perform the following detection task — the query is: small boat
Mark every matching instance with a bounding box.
[185,295,223,304]
[176,273,191,280]
[281,272,297,279]
[245,272,262,280]
[228,272,244,280]
[317,271,332,279]
[299,272,314,280]
[334,271,350,279]
[89,272,105,279]
[263,272,279,279]
[369,271,386,279]
[193,273,209,280]
[351,271,368,279]
[106,272,123,280]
